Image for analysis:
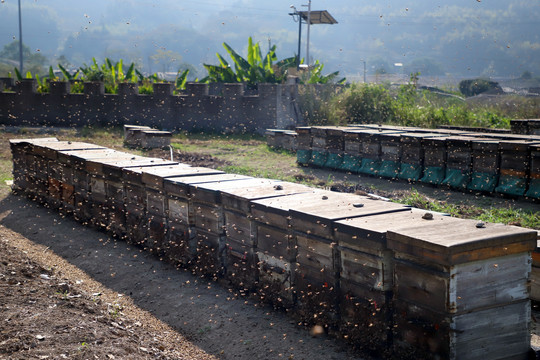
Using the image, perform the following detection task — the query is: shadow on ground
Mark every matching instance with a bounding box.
[0,193,362,360]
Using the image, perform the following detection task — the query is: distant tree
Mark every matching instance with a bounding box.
[521,70,532,79]
[151,49,183,73]
[0,41,47,75]
[458,78,502,97]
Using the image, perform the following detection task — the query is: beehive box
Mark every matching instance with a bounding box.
[163,173,252,276]
[495,140,540,197]
[32,141,108,209]
[398,133,444,182]
[340,129,365,172]
[334,209,450,350]
[467,139,500,192]
[295,126,312,165]
[379,132,406,179]
[357,130,404,176]
[419,136,449,185]
[123,125,152,147]
[56,148,127,221]
[440,136,477,190]
[387,219,537,359]
[323,127,351,169]
[10,137,58,193]
[85,155,176,236]
[309,127,331,167]
[288,192,409,329]
[282,131,297,151]
[531,241,540,302]
[221,181,312,290]
[250,190,327,307]
[123,166,223,261]
[139,130,172,149]
[526,143,540,199]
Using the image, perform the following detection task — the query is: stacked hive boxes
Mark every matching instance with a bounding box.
[10,138,538,359]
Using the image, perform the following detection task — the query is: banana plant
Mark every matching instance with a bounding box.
[58,64,79,81]
[175,69,189,91]
[303,60,346,85]
[201,36,296,87]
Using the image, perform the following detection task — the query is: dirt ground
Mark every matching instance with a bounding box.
[0,192,365,360]
[1,131,539,359]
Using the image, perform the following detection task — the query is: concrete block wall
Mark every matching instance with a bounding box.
[0,80,300,133]
[10,137,538,359]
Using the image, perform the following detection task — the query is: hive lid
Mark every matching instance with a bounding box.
[220,181,312,201]
[289,192,409,225]
[387,220,537,265]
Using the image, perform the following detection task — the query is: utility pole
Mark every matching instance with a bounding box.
[360,59,366,83]
[304,0,312,67]
[18,0,23,73]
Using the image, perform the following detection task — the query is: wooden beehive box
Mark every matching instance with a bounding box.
[526,143,540,199]
[123,125,152,147]
[34,141,108,209]
[419,135,450,185]
[10,138,58,193]
[357,130,404,176]
[333,208,449,349]
[250,190,327,306]
[139,130,172,149]
[468,139,500,192]
[495,140,540,197]
[282,131,297,151]
[379,132,407,179]
[295,126,312,150]
[140,167,224,264]
[387,219,537,359]
[289,192,409,329]
[220,181,312,289]
[164,173,252,276]
[440,136,478,190]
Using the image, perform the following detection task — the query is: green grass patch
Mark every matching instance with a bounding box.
[398,189,539,229]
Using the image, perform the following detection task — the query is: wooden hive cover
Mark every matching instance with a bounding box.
[86,156,177,178]
[57,149,124,168]
[164,173,252,198]
[289,192,409,227]
[387,219,537,266]
[188,177,269,204]
[31,141,107,159]
[221,181,313,213]
[9,137,58,148]
[335,209,457,251]
[124,165,221,184]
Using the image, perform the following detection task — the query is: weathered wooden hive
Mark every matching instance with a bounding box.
[220,181,311,290]
[340,129,364,172]
[495,140,540,197]
[378,132,405,179]
[160,169,224,265]
[288,192,409,330]
[295,126,312,165]
[440,136,477,190]
[397,133,443,182]
[357,129,405,176]
[526,143,540,199]
[309,126,330,167]
[467,139,501,192]
[419,135,450,185]
[388,218,536,360]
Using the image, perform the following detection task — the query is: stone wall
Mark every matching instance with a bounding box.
[0,79,301,133]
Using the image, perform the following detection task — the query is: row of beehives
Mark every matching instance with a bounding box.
[288,124,540,199]
[10,137,538,360]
